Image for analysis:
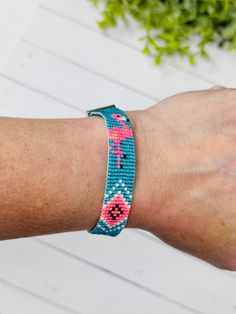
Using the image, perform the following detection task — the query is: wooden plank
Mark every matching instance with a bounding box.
[1,42,151,111]
[168,45,236,87]
[42,0,236,88]
[0,278,76,314]
[0,0,40,69]
[0,76,81,118]
[41,0,145,52]
[41,0,100,31]
[0,238,194,314]
[21,9,211,102]
[40,230,236,314]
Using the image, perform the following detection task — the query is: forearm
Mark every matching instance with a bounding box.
[1,87,235,271]
[0,116,110,240]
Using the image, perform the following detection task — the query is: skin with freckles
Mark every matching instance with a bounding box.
[1,87,236,271]
[0,117,107,239]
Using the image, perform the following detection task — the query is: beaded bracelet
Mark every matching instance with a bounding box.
[87,105,136,236]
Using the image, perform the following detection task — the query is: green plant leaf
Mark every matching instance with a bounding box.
[89,0,236,65]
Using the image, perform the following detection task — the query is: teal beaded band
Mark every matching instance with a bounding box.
[87,105,136,236]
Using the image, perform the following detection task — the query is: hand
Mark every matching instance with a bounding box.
[128,87,236,271]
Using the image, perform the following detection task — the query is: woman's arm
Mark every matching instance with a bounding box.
[1,87,236,271]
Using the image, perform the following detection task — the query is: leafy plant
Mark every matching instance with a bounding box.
[89,0,236,65]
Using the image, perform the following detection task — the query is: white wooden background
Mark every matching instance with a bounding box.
[0,1,236,313]
[0,0,40,69]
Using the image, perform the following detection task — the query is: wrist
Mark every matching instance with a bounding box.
[67,116,107,232]
[125,109,175,236]
[83,116,108,230]
[123,110,150,230]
